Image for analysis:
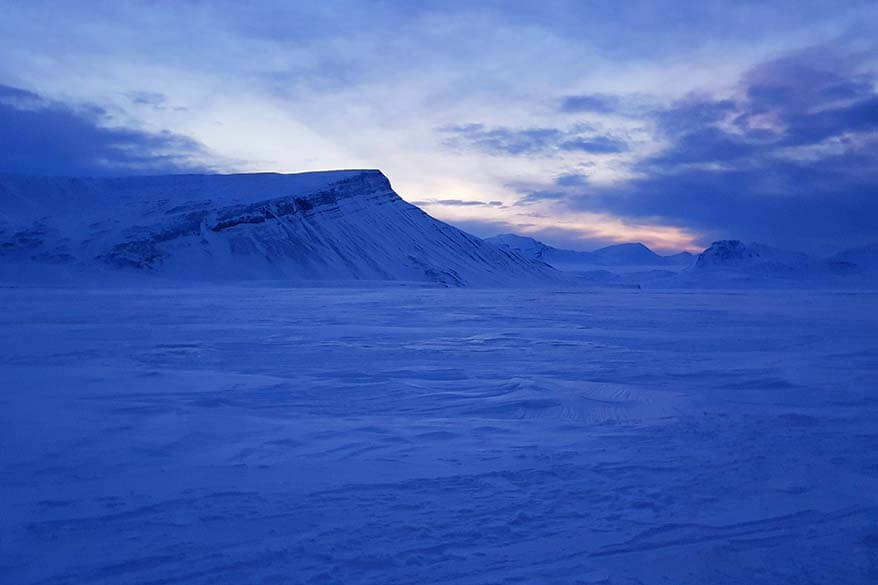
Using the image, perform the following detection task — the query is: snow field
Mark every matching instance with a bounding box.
[1,286,877,584]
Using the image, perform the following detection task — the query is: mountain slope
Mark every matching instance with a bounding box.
[0,170,562,286]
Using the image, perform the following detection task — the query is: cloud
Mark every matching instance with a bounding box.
[410,198,505,208]
[559,136,627,153]
[557,45,878,250]
[127,91,168,107]
[0,84,212,176]
[559,94,620,113]
[514,191,567,205]
[0,84,44,107]
[511,173,590,206]
[1,3,876,250]
[554,173,588,187]
[439,124,563,156]
[440,123,627,157]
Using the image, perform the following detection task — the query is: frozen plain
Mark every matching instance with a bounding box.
[1,284,877,584]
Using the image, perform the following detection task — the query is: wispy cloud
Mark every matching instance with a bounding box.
[559,136,627,154]
[411,198,505,208]
[439,124,564,156]
[440,123,627,157]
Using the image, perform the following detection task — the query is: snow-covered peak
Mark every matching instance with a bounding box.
[695,240,760,267]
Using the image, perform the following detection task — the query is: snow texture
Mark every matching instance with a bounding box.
[2,285,877,584]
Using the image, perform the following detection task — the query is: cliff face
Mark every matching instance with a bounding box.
[0,170,561,286]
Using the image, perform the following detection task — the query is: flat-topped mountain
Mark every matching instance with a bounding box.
[0,170,562,286]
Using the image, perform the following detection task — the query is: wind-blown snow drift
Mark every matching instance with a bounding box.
[0,170,561,286]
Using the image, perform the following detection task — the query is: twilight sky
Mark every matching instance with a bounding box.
[1,1,876,253]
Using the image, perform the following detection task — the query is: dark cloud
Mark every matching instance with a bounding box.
[511,173,590,206]
[554,173,588,187]
[742,45,875,115]
[647,126,761,166]
[781,96,878,147]
[655,97,736,135]
[573,160,878,249]
[560,136,627,154]
[0,84,44,107]
[439,124,563,156]
[557,46,878,250]
[127,91,168,107]
[440,122,626,157]
[559,94,620,114]
[0,84,212,176]
[515,190,566,206]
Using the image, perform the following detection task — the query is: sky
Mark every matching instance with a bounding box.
[0,1,876,253]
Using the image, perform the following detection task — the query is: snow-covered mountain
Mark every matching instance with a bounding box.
[694,240,820,275]
[679,239,878,286]
[485,234,693,270]
[0,170,563,286]
[827,243,878,274]
[589,242,672,266]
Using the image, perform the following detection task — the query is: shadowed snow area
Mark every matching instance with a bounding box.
[1,286,877,584]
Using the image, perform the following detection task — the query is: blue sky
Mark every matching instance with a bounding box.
[1,1,876,252]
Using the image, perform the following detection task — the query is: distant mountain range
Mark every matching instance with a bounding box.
[0,170,563,287]
[485,233,694,269]
[487,234,878,286]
